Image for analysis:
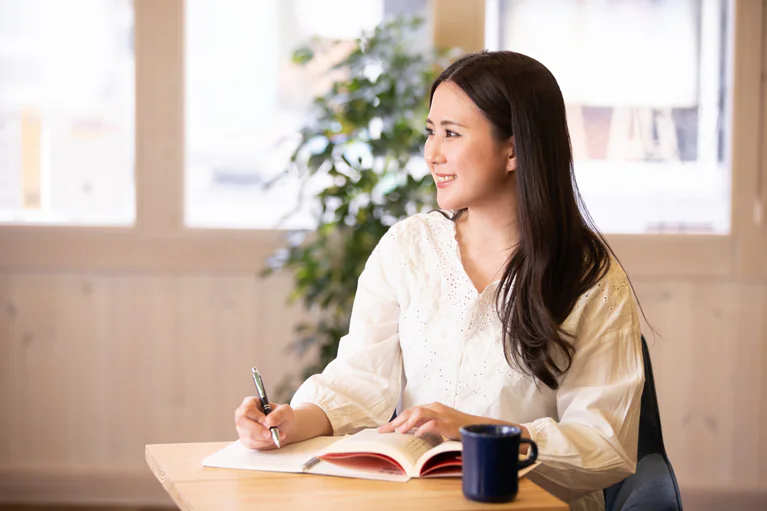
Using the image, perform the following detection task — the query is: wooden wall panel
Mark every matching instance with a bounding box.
[0,272,304,477]
[432,0,485,53]
[762,290,767,484]
[5,275,62,467]
[107,276,145,467]
[0,271,765,503]
[0,274,11,463]
[631,280,695,481]
[731,284,765,484]
[689,282,738,482]
[56,275,112,468]
[632,279,767,489]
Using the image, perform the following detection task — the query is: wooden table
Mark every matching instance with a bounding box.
[146,442,568,511]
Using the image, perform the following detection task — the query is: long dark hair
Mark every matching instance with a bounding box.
[431,51,619,390]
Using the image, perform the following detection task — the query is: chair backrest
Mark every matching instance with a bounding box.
[603,335,683,511]
[636,335,666,459]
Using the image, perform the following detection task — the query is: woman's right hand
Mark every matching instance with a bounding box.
[234,397,296,450]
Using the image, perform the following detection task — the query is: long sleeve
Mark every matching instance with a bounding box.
[290,228,403,436]
[522,262,644,503]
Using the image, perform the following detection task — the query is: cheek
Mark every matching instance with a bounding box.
[477,145,509,176]
[458,144,497,176]
[444,142,465,164]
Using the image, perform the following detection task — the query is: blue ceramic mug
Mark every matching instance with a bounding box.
[459,424,539,503]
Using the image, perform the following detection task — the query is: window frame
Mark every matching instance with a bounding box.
[0,0,764,280]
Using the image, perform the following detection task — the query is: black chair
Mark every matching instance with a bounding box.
[603,335,683,511]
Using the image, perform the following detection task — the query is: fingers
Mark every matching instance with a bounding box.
[236,422,276,450]
[378,410,408,433]
[397,407,433,433]
[378,402,459,438]
[263,403,294,428]
[378,421,395,433]
[235,397,287,450]
[236,396,264,422]
[414,420,440,438]
[378,406,433,434]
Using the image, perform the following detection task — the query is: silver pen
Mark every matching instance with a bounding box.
[251,367,281,448]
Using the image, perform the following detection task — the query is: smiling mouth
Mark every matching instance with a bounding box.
[436,175,456,183]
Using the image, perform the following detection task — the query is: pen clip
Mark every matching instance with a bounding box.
[251,367,271,407]
[251,367,264,395]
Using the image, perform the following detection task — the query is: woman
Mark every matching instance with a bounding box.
[235,51,644,511]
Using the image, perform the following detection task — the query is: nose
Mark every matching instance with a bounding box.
[424,136,446,167]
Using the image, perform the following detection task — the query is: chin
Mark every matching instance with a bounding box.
[435,191,467,211]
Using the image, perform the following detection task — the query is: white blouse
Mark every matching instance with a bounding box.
[291,212,644,511]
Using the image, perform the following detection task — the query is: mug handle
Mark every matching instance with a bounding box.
[518,439,538,469]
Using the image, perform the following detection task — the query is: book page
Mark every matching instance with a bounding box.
[320,428,443,477]
[309,454,410,482]
[202,436,341,473]
[416,449,541,480]
[422,439,462,459]
[415,440,462,477]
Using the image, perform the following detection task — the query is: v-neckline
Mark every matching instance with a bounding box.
[442,213,501,297]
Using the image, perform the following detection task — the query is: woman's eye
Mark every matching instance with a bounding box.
[424,128,459,138]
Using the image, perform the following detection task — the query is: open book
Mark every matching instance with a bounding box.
[203,428,539,483]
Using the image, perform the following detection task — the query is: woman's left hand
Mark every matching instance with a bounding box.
[377,402,480,440]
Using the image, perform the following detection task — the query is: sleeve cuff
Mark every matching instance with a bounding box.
[521,417,554,455]
[290,380,371,436]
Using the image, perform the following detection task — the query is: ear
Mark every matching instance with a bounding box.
[506,136,517,174]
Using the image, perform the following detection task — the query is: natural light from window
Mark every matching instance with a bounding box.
[486,0,732,234]
[184,0,429,229]
[0,0,135,225]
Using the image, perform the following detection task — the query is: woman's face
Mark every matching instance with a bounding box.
[424,81,515,211]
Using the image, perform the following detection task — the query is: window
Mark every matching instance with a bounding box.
[1,0,761,278]
[185,0,430,229]
[486,0,731,234]
[0,0,135,225]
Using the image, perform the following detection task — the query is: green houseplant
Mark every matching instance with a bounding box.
[263,16,458,399]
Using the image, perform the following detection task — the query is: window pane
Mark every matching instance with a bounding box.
[487,0,731,234]
[0,0,135,225]
[185,0,430,229]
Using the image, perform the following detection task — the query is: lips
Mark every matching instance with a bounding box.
[434,173,456,188]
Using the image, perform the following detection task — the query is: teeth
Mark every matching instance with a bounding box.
[437,175,456,183]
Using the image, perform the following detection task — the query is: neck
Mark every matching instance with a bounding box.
[458,193,519,256]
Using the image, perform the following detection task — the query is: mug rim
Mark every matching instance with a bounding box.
[459,423,521,438]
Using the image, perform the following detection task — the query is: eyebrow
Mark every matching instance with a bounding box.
[426,119,467,128]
